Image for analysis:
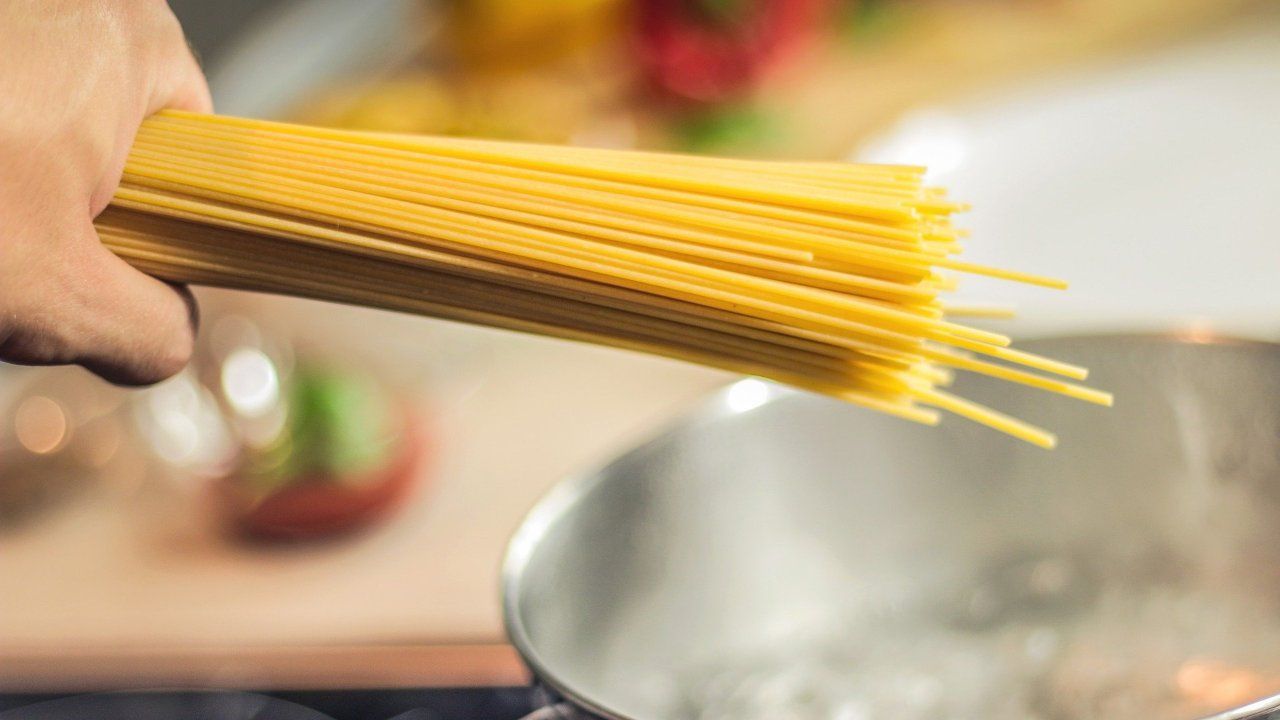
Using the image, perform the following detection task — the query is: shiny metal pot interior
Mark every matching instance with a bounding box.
[503,335,1280,720]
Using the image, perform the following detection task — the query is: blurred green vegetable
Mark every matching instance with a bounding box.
[240,367,395,497]
[675,105,781,154]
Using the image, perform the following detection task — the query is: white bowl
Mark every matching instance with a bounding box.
[858,17,1280,338]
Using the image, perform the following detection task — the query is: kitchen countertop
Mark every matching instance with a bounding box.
[0,309,726,690]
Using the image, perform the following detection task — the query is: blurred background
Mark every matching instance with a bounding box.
[1,0,1277,695]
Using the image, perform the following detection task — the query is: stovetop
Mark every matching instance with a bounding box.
[0,687,548,720]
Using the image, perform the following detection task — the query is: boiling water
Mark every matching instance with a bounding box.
[681,554,1280,720]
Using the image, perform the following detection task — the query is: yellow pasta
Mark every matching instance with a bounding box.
[97,110,1112,448]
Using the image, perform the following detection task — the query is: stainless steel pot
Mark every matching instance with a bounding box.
[503,334,1280,720]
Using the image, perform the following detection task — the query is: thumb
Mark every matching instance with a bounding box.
[1,223,200,386]
[75,234,200,386]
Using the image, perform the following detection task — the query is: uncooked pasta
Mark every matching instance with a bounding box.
[96,110,1111,447]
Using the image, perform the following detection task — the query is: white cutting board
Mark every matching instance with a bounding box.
[859,15,1280,338]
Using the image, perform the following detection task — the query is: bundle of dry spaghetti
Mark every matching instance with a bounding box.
[96,110,1110,447]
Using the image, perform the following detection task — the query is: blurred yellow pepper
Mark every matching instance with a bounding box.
[444,0,626,73]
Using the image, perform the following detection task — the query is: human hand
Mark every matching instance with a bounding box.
[0,0,211,384]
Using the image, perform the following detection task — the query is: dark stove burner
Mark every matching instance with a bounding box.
[0,692,325,720]
[0,688,542,720]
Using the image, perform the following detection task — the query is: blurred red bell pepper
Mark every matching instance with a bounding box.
[635,0,834,104]
[228,415,427,542]
[219,367,430,543]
